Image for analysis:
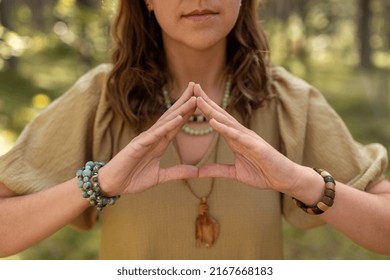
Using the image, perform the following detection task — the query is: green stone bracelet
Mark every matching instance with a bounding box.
[76,161,120,211]
[293,168,336,215]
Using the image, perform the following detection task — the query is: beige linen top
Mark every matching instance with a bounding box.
[0,64,387,259]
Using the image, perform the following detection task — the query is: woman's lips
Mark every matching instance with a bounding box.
[182,10,218,22]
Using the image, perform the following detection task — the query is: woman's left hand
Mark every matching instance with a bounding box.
[194,84,302,195]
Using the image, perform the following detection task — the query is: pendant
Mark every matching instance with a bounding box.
[195,197,219,247]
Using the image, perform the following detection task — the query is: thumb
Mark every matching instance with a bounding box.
[198,163,236,179]
[158,165,200,183]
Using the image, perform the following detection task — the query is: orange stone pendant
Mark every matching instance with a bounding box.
[195,197,219,247]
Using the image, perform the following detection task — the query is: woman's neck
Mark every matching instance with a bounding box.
[164,40,227,101]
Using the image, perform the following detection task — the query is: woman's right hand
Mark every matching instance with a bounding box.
[98,82,199,196]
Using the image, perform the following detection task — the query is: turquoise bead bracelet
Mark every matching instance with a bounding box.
[293,168,336,215]
[76,161,120,211]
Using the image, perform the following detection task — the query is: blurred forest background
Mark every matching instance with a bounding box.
[0,0,389,260]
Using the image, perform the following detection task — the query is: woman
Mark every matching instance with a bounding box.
[0,0,389,259]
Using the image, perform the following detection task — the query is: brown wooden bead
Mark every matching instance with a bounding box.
[322,196,334,206]
[317,202,330,212]
[320,171,331,177]
[325,181,336,191]
[324,189,335,199]
[312,206,324,215]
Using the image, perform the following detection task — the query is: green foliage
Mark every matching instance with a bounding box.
[283,222,390,260]
[0,0,389,260]
[14,226,100,260]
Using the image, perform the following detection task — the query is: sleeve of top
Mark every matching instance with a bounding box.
[273,67,388,229]
[0,64,113,230]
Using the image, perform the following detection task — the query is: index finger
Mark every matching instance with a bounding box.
[161,82,195,116]
[194,84,235,121]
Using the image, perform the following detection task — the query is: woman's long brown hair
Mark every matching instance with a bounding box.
[106,0,271,132]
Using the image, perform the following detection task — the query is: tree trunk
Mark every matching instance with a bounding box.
[0,0,13,28]
[76,0,100,67]
[358,0,373,68]
[0,0,18,70]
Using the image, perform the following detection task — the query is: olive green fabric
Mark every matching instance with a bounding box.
[0,64,387,259]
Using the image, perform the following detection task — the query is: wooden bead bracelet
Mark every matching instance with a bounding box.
[293,168,336,215]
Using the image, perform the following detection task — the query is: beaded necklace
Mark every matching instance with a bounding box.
[162,78,231,136]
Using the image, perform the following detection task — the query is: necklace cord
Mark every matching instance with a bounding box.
[181,134,221,200]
